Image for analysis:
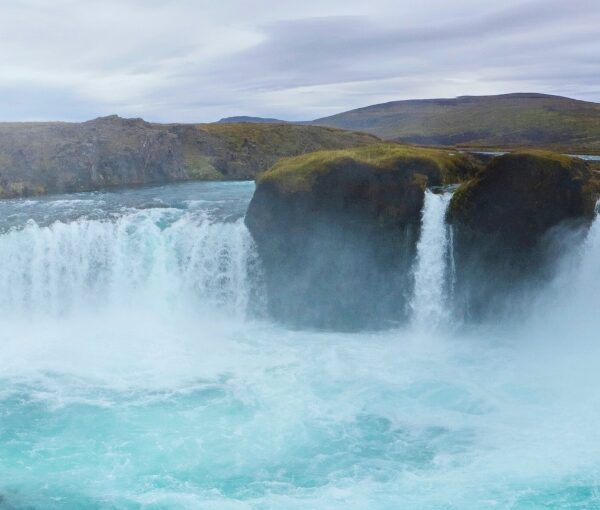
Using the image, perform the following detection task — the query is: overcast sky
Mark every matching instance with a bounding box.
[0,0,598,122]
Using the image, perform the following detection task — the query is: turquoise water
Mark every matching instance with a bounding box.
[1,182,599,509]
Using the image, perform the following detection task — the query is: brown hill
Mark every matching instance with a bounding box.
[311,93,600,153]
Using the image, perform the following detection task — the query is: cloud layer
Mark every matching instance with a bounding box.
[0,0,598,122]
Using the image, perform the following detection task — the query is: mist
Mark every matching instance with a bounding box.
[1,182,598,507]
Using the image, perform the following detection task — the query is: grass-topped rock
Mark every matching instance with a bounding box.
[245,143,481,329]
[259,143,481,189]
[253,143,481,226]
[447,151,598,321]
[449,151,596,248]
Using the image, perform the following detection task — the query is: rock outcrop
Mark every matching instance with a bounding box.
[448,151,598,319]
[0,116,184,197]
[0,116,378,198]
[449,151,596,246]
[245,144,482,329]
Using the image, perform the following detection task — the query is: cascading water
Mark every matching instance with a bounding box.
[0,195,262,320]
[410,189,453,328]
[1,182,600,509]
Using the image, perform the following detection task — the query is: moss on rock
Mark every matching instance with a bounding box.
[446,151,598,321]
[449,151,595,247]
[258,143,481,193]
[244,144,482,329]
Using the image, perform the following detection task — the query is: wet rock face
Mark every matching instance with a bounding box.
[246,177,419,330]
[245,145,481,329]
[247,148,599,327]
[447,152,597,321]
[449,152,595,249]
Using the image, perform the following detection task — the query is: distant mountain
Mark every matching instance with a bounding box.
[217,116,288,124]
[0,116,378,198]
[311,93,600,152]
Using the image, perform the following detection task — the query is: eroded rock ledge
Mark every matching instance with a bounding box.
[245,144,482,329]
[246,146,599,328]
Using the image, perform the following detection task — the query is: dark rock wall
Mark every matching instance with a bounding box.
[246,175,419,329]
[448,152,596,320]
[247,151,598,328]
[244,152,466,329]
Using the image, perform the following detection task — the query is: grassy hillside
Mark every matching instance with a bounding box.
[216,116,288,124]
[180,122,379,180]
[0,117,378,198]
[311,93,600,153]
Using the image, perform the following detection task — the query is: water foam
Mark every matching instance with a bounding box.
[410,190,453,329]
[0,208,263,320]
[2,185,600,509]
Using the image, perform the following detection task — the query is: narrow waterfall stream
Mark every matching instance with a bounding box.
[410,189,453,328]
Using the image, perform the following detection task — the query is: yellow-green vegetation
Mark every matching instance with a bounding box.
[191,122,380,179]
[313,93,600,153]
[9,182,26,196]
[200,122,377,155]
[258,143,481,193]
[450,150,595,223]
[182,151,223,180]
[0,116,379,199]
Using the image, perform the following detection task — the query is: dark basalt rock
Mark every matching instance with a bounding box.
[245,144,481,329]
[448,151,597,320]
[449,152,595,247]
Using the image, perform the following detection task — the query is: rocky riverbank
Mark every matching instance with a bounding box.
[0,116,377,198]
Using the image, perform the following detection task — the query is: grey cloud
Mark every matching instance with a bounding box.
[0,0,598,122]
[198,1,599,94]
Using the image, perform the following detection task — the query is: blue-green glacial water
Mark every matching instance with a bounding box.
[1,182,600,509]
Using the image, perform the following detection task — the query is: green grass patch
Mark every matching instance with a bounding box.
[258,143,480,192]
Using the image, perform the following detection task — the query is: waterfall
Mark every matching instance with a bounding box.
[548,199,600,318]
[0,209,263,319]
[410,189,453,328]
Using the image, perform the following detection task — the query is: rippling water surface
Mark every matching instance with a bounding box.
[1,181,599,509]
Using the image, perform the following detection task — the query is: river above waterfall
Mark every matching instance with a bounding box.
[1,181,599,509]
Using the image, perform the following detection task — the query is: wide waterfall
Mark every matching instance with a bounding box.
[0,211,260,319]
[1,181,600,510]
[0,182,263,321]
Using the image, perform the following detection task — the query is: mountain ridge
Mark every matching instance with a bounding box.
[309,93,600,152]
[217,116,288,124]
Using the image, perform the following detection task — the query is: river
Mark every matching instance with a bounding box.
[0,181,599,509]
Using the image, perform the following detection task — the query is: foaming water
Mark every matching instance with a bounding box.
[411,190,453,329]
[1,183,600,509]
[0,183,262,320]
[0,212,260,319]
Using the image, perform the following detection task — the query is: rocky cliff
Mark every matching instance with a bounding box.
[448,151,598,319]
[246,147,599,328]
[245,144,482,328]
[0,116,378,198]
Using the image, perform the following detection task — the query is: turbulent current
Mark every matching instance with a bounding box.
[1,181,600,509]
